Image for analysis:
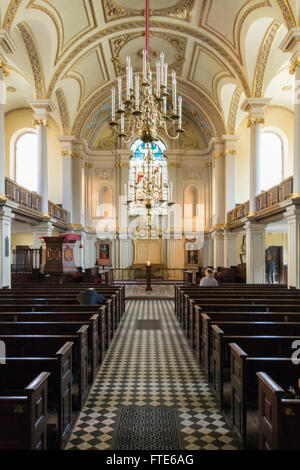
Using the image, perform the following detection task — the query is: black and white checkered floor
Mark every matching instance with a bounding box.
[66,300,240,450]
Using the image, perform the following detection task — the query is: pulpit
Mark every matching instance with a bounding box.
[40,234,81,274]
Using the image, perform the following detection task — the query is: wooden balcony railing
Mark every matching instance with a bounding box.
[227,177,294,225]
[5,177,69,223]
[227,201,250,224]
[256,176,293,212]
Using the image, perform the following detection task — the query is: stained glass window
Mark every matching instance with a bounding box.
[128,139,168,216]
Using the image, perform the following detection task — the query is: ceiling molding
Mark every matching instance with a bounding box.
[55,87,70,135]
[17,21,45,99]
[109,30,187,77]
[46,20,251,99]
[102,0,194,23]
[2,0,22,33]
[227,87,242,135]
[27,0,98,66]
[276,0,296,30]
[253,19,281,98]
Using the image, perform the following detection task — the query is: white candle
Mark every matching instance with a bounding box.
[130,65,133,93]
[143,49,147,81]
[178,96,182,128]
[172,70,177,114]
[156,61,160,96]
[135,74,140,110]
[147,261,151,267]
[126,56,131,100]
[160,52,165,86]
[164,63,168,88]
[111,87,116,121]
[118,77,122,109]
[120,106,125,133]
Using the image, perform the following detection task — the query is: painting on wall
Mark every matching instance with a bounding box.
[96,240,112,267]
[187,250,199,265]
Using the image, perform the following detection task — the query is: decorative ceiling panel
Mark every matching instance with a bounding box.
[110,31,187,77]
[64,45,109,109]
[102,0,194,22]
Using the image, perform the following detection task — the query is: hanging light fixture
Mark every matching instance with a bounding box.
[109,0,184,144]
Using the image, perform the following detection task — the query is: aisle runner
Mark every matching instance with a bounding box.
[66,300,239,450]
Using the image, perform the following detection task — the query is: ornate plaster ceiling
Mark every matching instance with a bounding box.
[0,0,298,144]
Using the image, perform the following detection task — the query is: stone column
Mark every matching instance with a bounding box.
[211,139,225,268]
[85,163,94,229]
[57,136,75,223]
[212,228,224,269]
[224,229,237,268]
[202,231,213,267]
[285,203,300,288]
[241,99,271,215]
[244,221,266,284]
[28,100,56,217]
[0,199,16,288]
[223,135,240,218]
[0,64,7,197]
[202,162,212,230]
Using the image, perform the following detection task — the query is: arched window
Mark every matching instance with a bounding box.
[15,132,38,192]
[128,138,168,216]
[260,132,283,191]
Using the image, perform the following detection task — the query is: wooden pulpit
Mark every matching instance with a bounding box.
[41,234,81,274]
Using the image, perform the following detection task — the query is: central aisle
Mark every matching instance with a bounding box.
[67,299,239,450]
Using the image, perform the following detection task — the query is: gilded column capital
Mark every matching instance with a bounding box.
[33,118,48,128]
[0,59,9,77]
[247,118,265,128]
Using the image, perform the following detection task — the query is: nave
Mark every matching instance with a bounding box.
[66,298,239,451]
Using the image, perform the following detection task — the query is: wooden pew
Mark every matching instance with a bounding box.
[1,331,88,410]
[0,321,98,382]
[0,308,107,365]
[257,372,300,450]
[201,314,300,375]
[1,341,73,449]
[0,372,50,450]
[230,342,300,448]
[211,325,300,409]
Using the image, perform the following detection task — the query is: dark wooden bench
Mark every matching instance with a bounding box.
[0,371,50,450]
[257,371,300,450]
[1,331,88,410]
[230,342,300,448]
[211,325,300,409]
[0,321,98,382]
[0,341,73,449]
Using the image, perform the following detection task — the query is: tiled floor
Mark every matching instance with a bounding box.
[66,300,240,450]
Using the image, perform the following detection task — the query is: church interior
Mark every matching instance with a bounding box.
[1,0,300,453]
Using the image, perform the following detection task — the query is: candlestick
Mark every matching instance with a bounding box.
[178,96,182,129]
[160,52,165,86]
[118,77,122,109]
[156,61,160,96]
[120,106,125,133]
[135,74,140,110]
[126,57,131,100]
[172,70,177,114]
[111,87,116,121]
[143,49,147,82]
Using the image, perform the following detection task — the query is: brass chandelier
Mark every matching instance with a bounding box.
[109,0,184,144]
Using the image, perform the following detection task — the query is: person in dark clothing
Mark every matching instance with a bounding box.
[78,288,105,305]
[266,255,276,284]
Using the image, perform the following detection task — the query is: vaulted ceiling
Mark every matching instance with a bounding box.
[0,0,299,149]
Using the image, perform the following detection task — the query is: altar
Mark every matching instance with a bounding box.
[133,239,164,267]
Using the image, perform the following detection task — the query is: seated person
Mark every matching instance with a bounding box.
[78,288,105,305]
[200,268,219,287]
